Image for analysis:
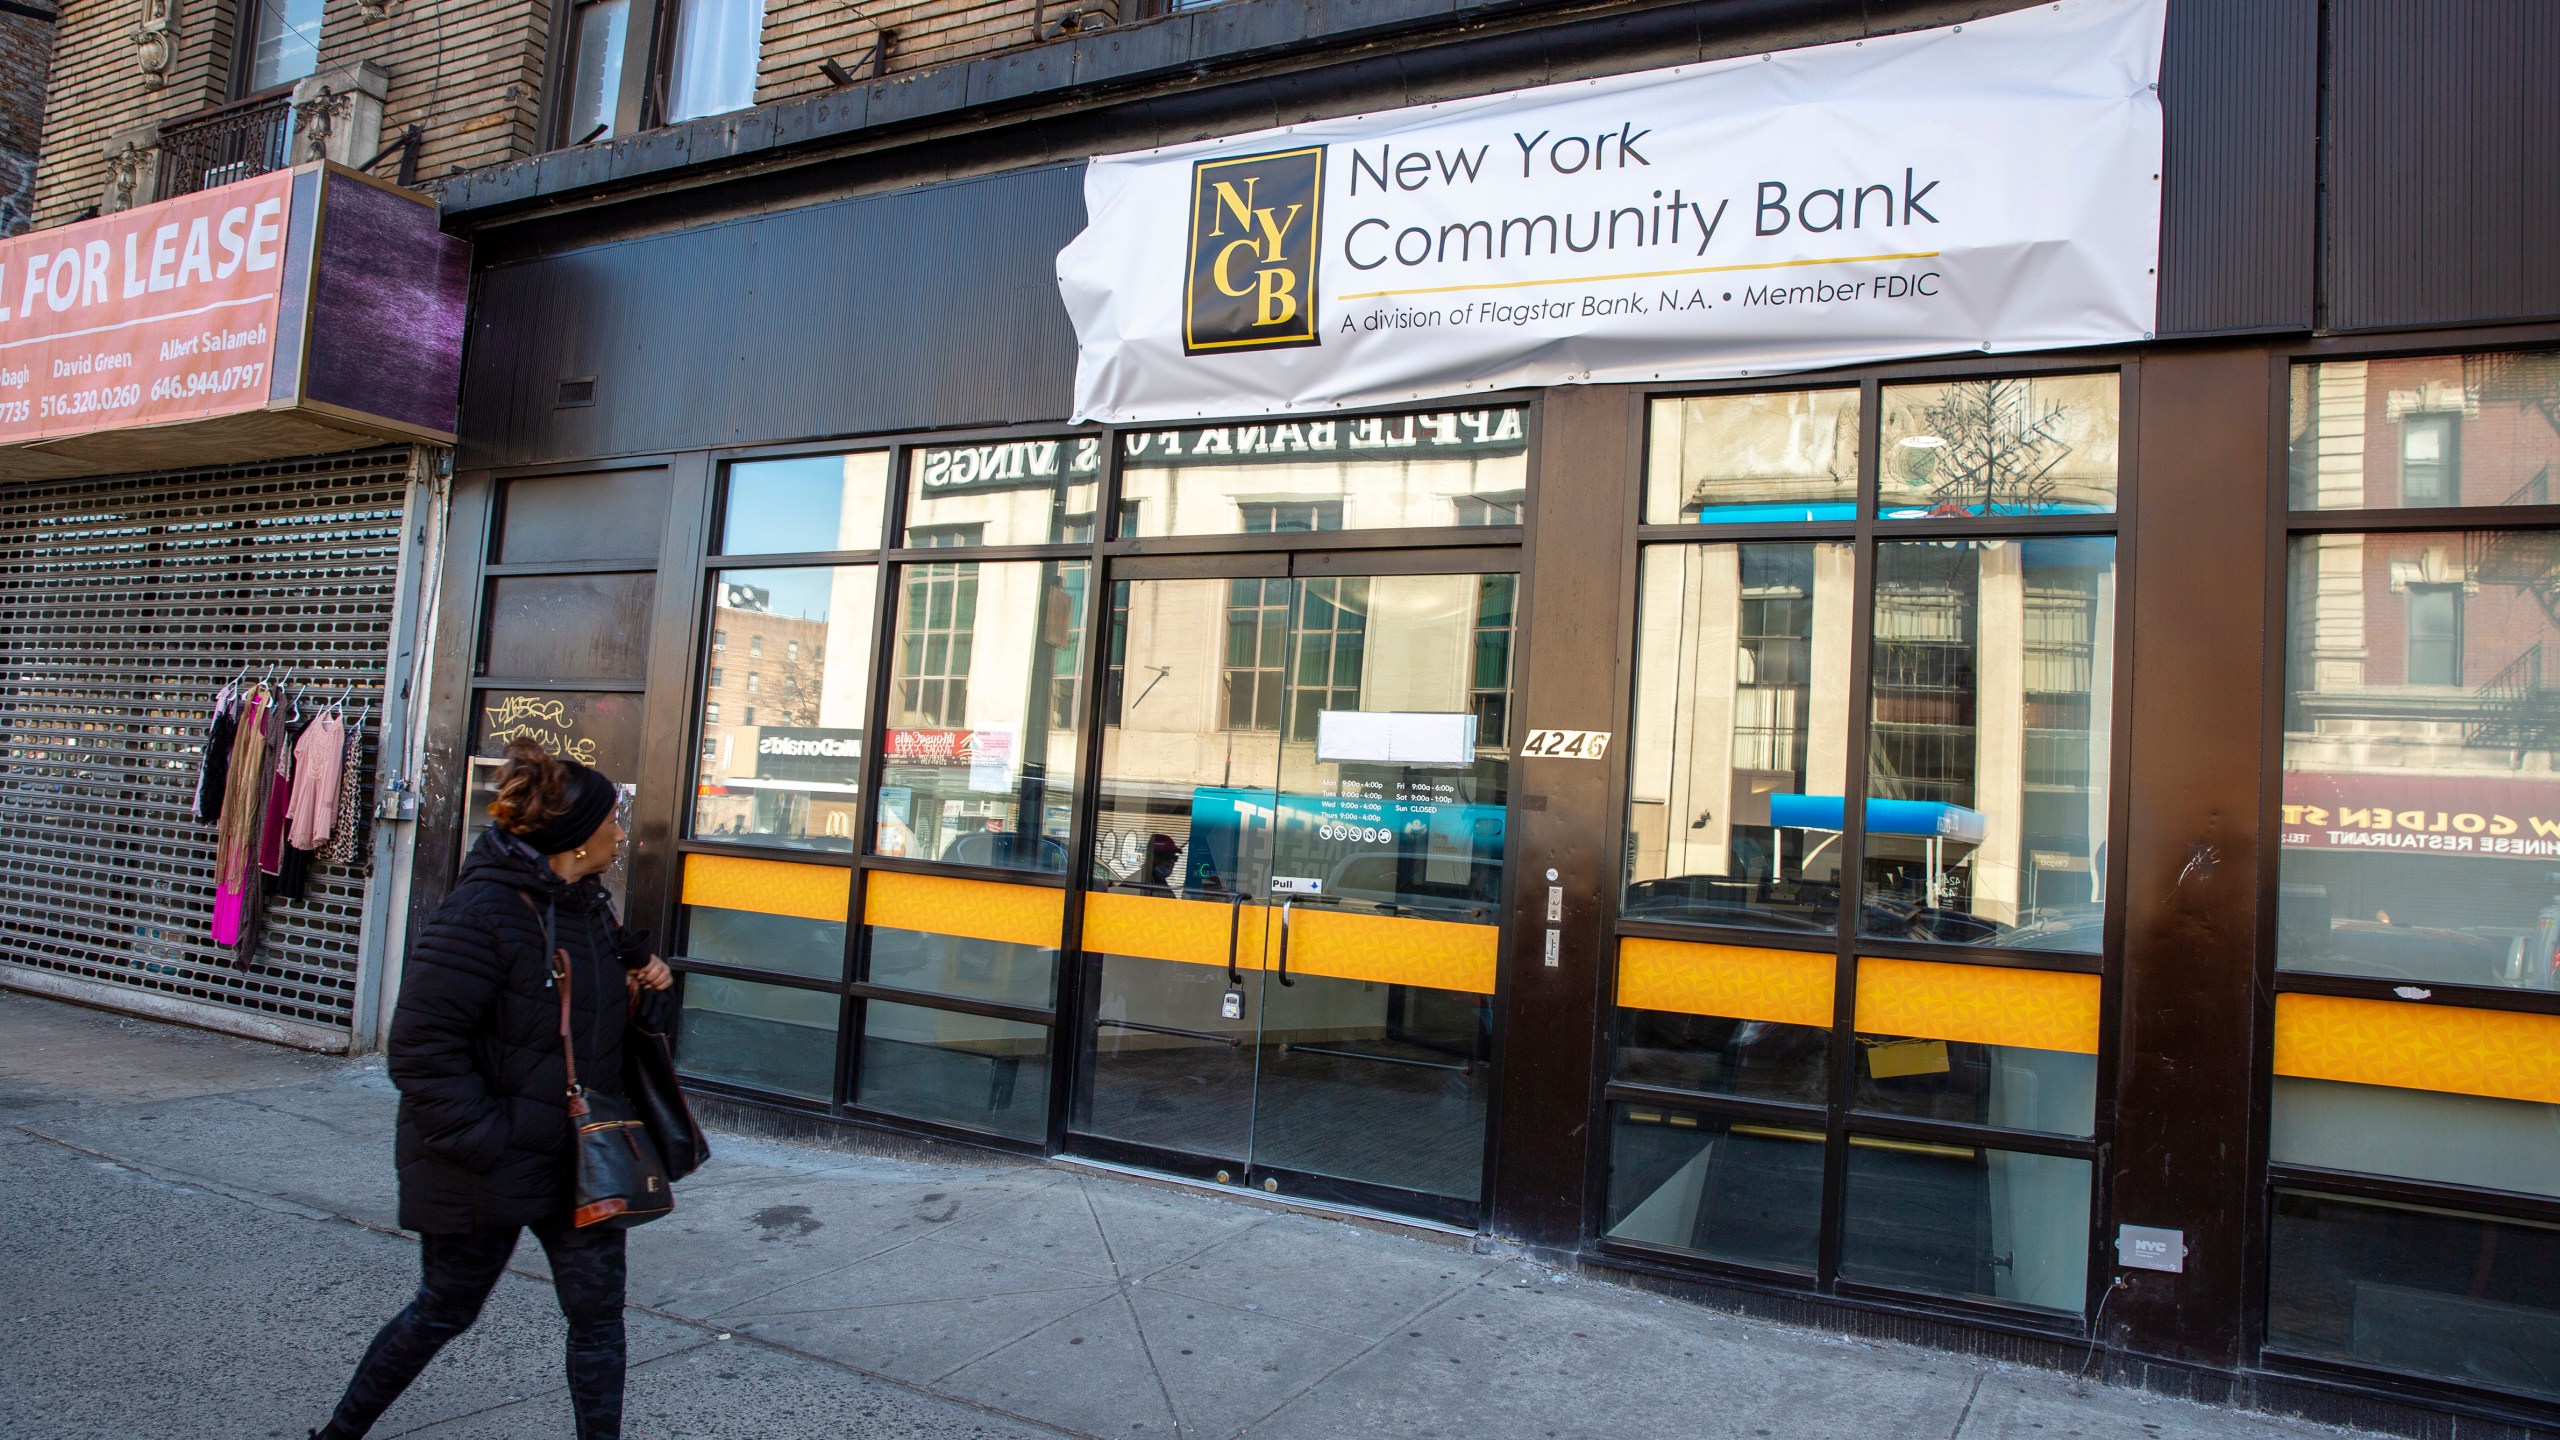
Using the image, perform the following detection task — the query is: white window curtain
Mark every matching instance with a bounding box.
[667,0,766,122]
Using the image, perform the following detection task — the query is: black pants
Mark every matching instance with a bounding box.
[320,1220,627,1439]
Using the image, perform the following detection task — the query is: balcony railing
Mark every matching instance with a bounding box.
[155,93,294,202]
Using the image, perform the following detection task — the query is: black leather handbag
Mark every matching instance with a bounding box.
[625,985,710,1181]
[530,895,674,1230]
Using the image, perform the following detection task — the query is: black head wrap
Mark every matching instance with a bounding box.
[515,758,618,855]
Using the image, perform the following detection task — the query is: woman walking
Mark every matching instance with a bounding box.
[312,739,671,1440]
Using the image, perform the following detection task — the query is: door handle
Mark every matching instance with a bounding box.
[1275,898,1295,987]
[1225,892,1245,986]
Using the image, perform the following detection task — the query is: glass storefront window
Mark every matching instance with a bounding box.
[856,1000,1051,1140]
[1860,537,2116,950]
[677,974,839,1100]
[1625,541,1854,931]
[677,854,849,981]
[693,566,875,849]
[1879,374,2119,519]
[2268,1189,2560,1403]
[2290,351,2560,511]
[481,573,656,682]
[720,452,890,554]
[904,437,1100,547]
[1605,1103,1822,1272]
[868,922,1060,1009]
[1839,1138,2089,1314]
[1849,957,2098,1137]
[1610,939,1832,1104]
[1117,408,1529,538]
[2272,1077,2560,1198]
[2279,530,2560,989]
[1644,390,1859,524]
[876,559,1087,870]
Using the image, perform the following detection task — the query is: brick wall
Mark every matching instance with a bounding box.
[314,0,554,184]
[30,0,236,228]
[758,0,1114,108]
[27,0,1066,229]
[0,10,56,235]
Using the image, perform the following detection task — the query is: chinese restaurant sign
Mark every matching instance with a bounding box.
[2283,771,2560,860]
[1057,0,2164,422]
[0,162,468,481]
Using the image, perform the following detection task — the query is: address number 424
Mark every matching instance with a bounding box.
[1521,728,1611,759]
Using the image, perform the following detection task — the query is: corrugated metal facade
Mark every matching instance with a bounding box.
[2325,0,2560,331]
[2156,0,2317,336]
[458,164,1088,469]
[0,451,410,1043]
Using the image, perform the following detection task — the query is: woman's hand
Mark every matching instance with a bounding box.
[632,956,674,991]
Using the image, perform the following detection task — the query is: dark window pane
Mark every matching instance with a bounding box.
[467,690,643,908]
[1605,1103,1821,1272]
[677,975,838,1100]
[1851,1034,2096,1136]
[2272,1075,2560,1198]
[1839,1139,2088,1314]
[1611,1007,1828,1105]
[856,1000,1050,1139]
[721,453,889,555]
[2270,1189,2560,1402]
[499,469,669,564]
[684,904,845,981]
[866,924,1057,1009]
[481,573,655,682]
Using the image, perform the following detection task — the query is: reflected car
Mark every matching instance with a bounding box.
[2303,920,2513,988]
[1321,852,1501,921]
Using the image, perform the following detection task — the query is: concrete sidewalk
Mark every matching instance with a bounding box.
[0,989,2371,1440]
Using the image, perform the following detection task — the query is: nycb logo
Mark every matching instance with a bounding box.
[1184,146,1323,356]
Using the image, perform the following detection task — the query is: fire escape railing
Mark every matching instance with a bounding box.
[154,93,294,202]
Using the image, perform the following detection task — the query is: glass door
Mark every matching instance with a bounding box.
[1071,563,1513,1226]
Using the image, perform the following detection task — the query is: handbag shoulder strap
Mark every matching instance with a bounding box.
[516,889,582,1101]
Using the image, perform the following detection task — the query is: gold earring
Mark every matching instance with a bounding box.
[574,847,587,859]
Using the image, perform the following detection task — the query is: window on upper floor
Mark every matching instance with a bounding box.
[558,0,635,144]
[667,0,767,122]
[239,0,326,93]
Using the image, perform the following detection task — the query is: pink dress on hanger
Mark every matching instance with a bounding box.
[210,694,270,945]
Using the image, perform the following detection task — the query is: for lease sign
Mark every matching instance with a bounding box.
[0,170,292,446]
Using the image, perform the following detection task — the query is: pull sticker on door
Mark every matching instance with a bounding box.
[1522,728,1611,759]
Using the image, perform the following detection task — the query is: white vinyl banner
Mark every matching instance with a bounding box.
[1057,0,2165,424]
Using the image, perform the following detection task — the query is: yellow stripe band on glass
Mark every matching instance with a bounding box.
[1855,957,2099,1055]
[1082,891,1270,970]
[1615,937,1834,1028]
[2274,992,2560,1106]
[1285,907,1497,995]
[864,870,1063,949]
[680,853,850,924]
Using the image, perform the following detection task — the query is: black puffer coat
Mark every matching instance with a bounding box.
[389,824,645,1233]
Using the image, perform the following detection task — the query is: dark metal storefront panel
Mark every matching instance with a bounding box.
[457,166,1089,471]
[0,451,412,1035]
[2325,0,2560,332]
[2156,0,2316,336]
